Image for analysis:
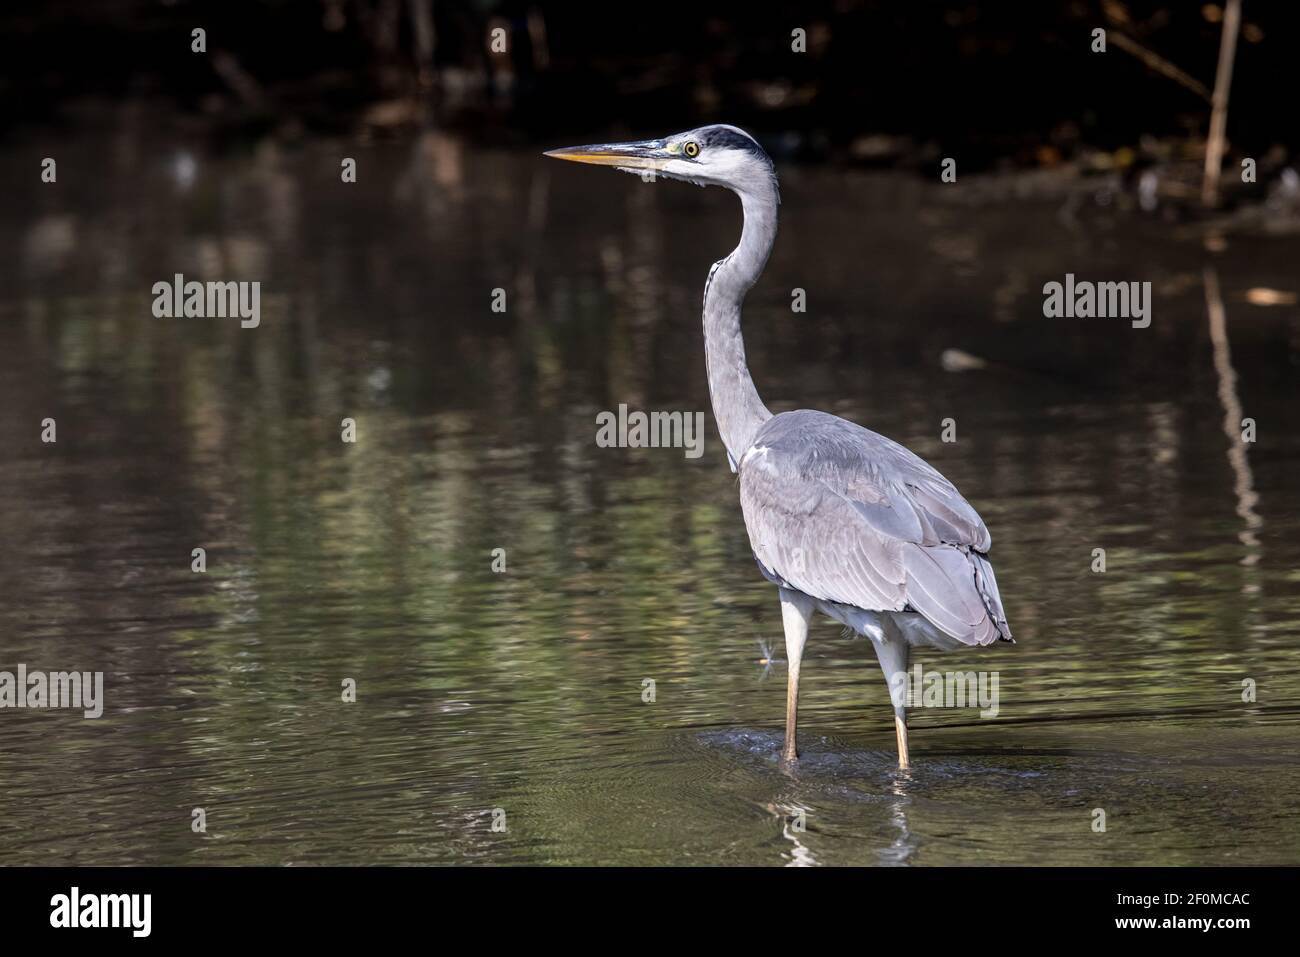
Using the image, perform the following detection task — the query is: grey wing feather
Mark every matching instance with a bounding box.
[738,409,1011,646]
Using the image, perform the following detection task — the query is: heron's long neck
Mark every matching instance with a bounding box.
[704,187,776,467]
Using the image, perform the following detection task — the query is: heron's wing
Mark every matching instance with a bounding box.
[738,410,1010,645]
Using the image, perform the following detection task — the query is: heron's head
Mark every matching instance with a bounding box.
[545,124,777,200]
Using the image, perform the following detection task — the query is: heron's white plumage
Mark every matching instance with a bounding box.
[546,122,1012,764]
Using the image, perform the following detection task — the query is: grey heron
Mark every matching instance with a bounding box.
[547,125,1013,768]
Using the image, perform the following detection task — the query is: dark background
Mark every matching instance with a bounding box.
[2,0,1295,172]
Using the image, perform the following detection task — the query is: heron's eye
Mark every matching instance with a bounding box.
[683,141,700,158]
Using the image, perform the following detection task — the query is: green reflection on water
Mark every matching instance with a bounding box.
[0,133,1298,865]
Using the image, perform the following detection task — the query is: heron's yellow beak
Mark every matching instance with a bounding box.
[544,138,672,171]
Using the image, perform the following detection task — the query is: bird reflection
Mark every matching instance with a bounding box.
[767,801,818,867]
[877,772,918,866]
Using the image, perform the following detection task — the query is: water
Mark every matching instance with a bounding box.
[1,130,1298,865]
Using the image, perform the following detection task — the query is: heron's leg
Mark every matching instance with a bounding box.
[871,630,912,770]
[894,714,911,771]
[778,588,814,761]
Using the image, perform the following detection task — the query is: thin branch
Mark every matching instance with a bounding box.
[1108,31,1212,103]
[1202,0,1243,207]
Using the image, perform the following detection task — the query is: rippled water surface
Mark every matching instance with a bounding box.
[1,132,1298,865]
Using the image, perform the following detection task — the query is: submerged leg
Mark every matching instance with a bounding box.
[871,630,912,770]
[779,588,814,761]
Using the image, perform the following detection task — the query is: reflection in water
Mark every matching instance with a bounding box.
[770,801,819,867]
[1204,266,1263,575]
[0,132,1298,865]
[878,775,916,867]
